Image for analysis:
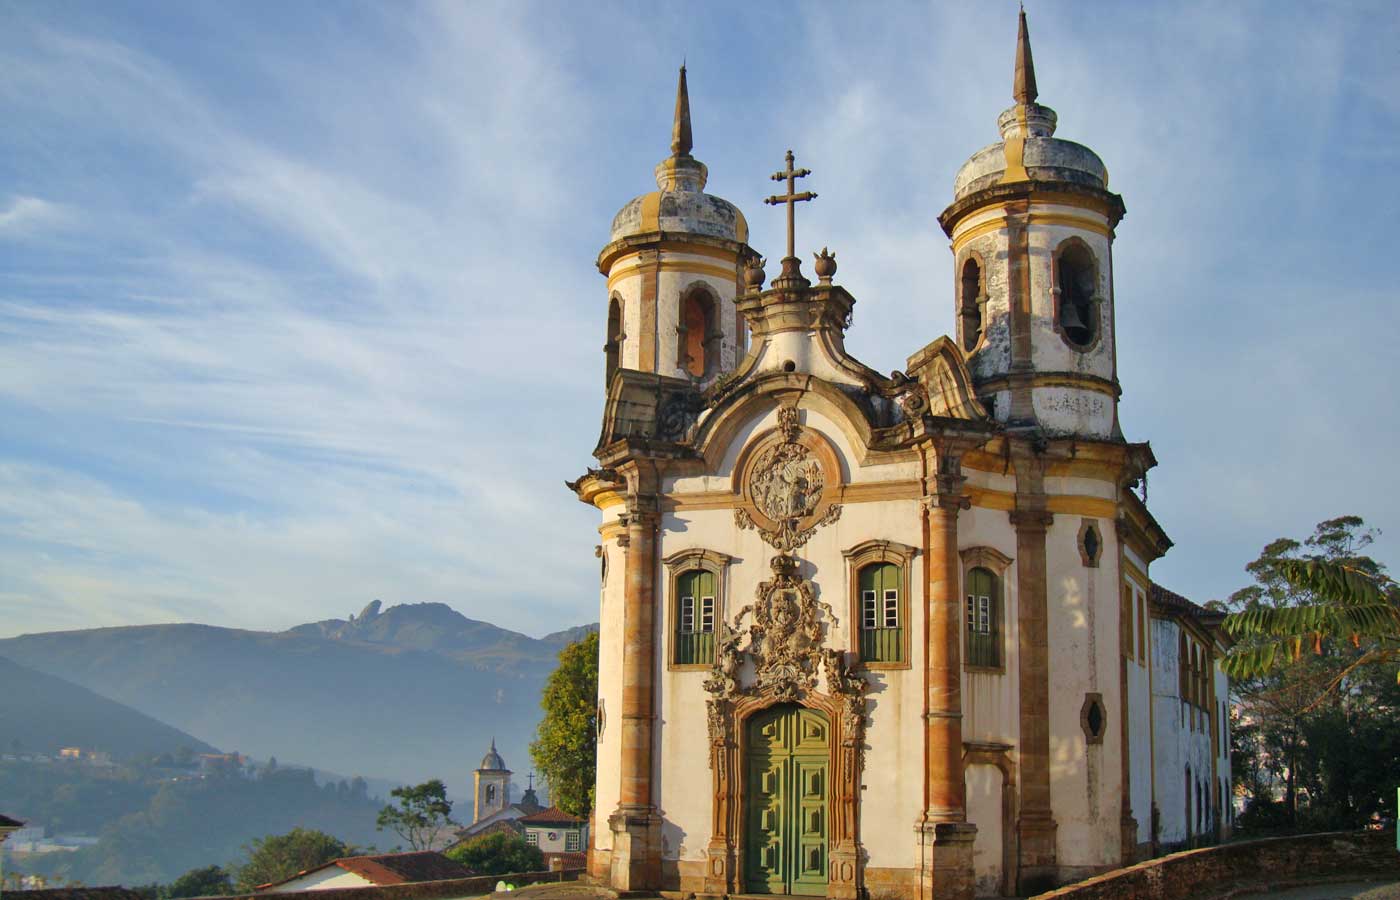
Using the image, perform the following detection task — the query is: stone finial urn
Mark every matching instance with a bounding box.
[814,247,837,283]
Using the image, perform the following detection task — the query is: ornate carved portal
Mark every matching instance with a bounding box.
[703,554,866,899]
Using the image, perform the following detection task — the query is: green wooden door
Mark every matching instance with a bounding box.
[744,705,829,895]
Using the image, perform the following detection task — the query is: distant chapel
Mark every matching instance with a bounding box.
[570,13,1232,900]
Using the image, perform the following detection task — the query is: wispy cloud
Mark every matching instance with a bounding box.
[0,0,1395,637]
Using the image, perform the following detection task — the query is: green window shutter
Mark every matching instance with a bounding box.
[858,562,903,663]
[675,569,716,665]
[966,567,999,668]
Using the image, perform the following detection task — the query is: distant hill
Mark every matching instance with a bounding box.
[0,655,218,760]
[0,604,598,789]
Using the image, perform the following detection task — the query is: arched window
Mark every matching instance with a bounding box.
[663,548,732,669]
[959,256,983,352]
[605,296,623,384]
[1055,240,1098,349]
[858,562,903,664]
[965,566,1001,668]
[674,569,716,665]
[485,784,496,803]
[678,287,720,379]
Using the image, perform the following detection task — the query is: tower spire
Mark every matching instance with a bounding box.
[1013,6,1038,105]
[671,64,693,158]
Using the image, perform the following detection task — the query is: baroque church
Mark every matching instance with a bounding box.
[569,13,1232,899]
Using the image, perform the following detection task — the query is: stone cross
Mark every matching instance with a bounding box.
[765,150,817,262]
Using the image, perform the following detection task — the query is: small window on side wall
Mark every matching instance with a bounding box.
[965,566,1001,668]
[858,562,903,664]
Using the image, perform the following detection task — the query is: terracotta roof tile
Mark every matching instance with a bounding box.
[518,806,585,826]
[334,852,472,886]
[1151,582,1225,624]
[0,814,25,828]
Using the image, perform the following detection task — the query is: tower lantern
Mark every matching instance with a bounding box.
[598,66,756,387]
[939,9,1126,440]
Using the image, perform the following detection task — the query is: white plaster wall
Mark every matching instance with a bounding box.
[526,825,580,853]
[592,508,627,852]
[607,271,643,372]
[1126,584,1154,846]
[1045,516,1125,869]
[958,504,1021,746]
[1149,618,1216,846]
[268,869,372,892]
[966,764,1004,897]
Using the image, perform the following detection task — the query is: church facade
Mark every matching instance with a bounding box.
[570,14,1231,899]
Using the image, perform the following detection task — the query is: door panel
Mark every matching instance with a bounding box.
[745,705,829,895]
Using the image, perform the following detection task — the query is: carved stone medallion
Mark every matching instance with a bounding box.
[734,406,841,552]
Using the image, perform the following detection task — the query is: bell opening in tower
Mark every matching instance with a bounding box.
[1056,242,1098,349]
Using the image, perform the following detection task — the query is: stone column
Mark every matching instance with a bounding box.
[1004,202,1036,427]
[608,500,662,891]
[1011,495,1057,894]
[917,453,977,900]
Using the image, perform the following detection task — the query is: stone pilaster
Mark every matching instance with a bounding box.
[1004,202,1036,427]
[609,499,662,892]
[1011,484,1058,894]
[918,449,976,900]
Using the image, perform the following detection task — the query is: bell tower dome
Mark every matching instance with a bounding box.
[471,738,511,824]
[598,66,755,388]
[939,10,1126,440]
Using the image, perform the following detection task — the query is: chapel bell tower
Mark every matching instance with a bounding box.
[472,738,511,824]
[939,10,1126,441]
[597,66,755,388]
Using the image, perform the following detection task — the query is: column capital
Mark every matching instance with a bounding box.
[923,491,971,512]
[1008,508,1053,530]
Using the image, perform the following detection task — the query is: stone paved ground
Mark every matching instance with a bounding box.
[1231,882,1400,900]
[474,883,622,900]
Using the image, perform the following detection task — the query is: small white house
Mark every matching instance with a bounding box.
[518,806,587,867]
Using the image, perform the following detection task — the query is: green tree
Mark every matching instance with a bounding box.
[163,865,232,899]
[233,828,351,892]
[1221,516,1400,832]
[376,779,456,851]
[444,832,543,876]
[530,631,599,817]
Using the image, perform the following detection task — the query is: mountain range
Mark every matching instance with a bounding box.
[0,601,597,791]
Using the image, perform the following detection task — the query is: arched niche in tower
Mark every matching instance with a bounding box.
[605,294,624,384]
[678,282,722,380]
[958,252,986,352]
[1053,237,1100,351]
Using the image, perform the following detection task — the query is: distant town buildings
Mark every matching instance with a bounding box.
[457,742,545,840]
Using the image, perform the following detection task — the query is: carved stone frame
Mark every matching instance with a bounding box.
[959,546,1014,674]
[956,248,989,355]
[843,539,918,671]
[705,692,865,899]
[662,548,734,672]
[1077,518,1103,568]
[963,741,1018,899]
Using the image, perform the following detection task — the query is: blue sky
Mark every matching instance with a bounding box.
[1,1,1396,639]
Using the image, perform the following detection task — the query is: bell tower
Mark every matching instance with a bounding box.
[471,738,511,824]
[939,10,1126,440]
[598,66,755,388]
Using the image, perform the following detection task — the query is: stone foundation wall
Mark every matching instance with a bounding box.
[1030,831,1398,900]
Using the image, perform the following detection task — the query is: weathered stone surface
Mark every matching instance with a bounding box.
[1027,831,1400,900]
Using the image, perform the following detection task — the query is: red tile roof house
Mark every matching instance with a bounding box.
[516,807,588,872]
[257,852,472,892]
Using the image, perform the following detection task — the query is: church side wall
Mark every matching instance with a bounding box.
[1045,503,1126,877]
[592,506,627,857]
[1123,576,1154,850]
[958,501,1021,747]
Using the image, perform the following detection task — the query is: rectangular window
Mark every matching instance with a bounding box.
[525,831,539,847]
[675,569,717,665]
[565,830,581,852]
[964,566,1000,668]
[858,563,903,664]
